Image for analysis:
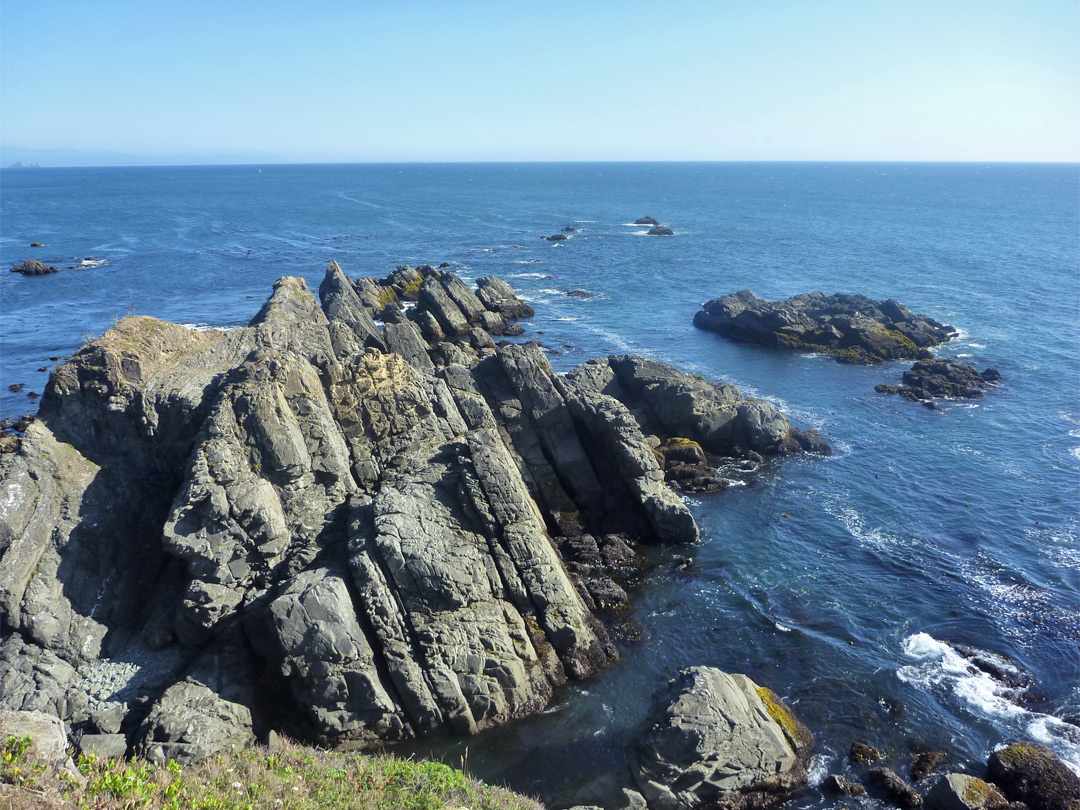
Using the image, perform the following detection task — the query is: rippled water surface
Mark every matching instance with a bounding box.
[2,163,1078,801]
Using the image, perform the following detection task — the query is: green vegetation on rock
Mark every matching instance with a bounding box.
[1,734,542,810]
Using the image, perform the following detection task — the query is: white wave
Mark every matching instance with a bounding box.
[952,326,971,341]
[513,260,545,265]
[898,633,1080,774]
[1071,446,1080,463]
[775,622,793,633]
[180,323,239,332]
[807,754,830,786]
[538,288,564,296]
[968,342,987,349]
[552,317,579,322]
[482,248,496,253]
[825,499,899,549]
[507,272,550,278]
[574,220,596,223]
[71,258,108,268]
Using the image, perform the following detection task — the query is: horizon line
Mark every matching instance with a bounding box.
[6,158,1079,170]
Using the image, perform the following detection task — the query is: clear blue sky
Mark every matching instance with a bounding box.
[2,0,1077,164]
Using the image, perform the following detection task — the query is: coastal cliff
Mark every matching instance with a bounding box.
[0,264,826,763]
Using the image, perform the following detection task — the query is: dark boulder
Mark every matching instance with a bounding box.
[567,290,594,298]
[542,233,569,241]
[824,774,868,796]
[852,741,885,764]
[912,752,946,781]
[635,217,659,226]
[987,743,1080,810]
[647,226,674,236]
[30,242,44,247]
[562,226,579,232]
[694,290,956,364]
[870,767,923,808]
[10,259,59,275]
[927,774,1008,810]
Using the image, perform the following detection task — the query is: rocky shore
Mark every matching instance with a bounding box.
[694,290,957,364]
[0,262,827,769]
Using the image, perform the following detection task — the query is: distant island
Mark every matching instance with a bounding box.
[8,161,40,168]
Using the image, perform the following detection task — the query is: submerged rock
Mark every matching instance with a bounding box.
[0,266,827,764]
[870,767,923,808]
[926,774,1007,810]
[694,290,956,364]
[630,667,813,810]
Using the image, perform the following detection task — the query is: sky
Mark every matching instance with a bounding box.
[1,0,1077,164]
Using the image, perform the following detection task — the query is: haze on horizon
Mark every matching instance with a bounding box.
[2,0,1077,166]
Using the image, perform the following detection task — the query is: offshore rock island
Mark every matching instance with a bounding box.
[0,263,828,771]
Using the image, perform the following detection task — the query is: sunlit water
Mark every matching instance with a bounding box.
[3,163,1077,803]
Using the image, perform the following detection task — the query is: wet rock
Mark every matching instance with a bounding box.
[852,741,884,764]
[987,742,1080,810]
[870,767,923,808]
[7,384,23,393]
[912,752,946,781]
[635,217,659,226]
[927,774,1008,810]
[631,667,813,810]
[647,226,674,236]
[542,233,569,241]
[694,290,956,364]
[30,242,44,247]
[882,361,1003,402]
[567,290,594,298]
[10,259,58,275]
[824,775,868,796]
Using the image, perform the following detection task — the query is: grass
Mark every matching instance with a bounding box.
[0,733,544,810]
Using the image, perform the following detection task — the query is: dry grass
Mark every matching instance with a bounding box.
[0,733,544,810]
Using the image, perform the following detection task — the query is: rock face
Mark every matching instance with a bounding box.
[630,667,813,810]
[876,361,1003,403]
[0,265,826,764]
[927,774,1008,810]
[987,743,1080,810]
[694,290,956,364]
[10,259,58,275]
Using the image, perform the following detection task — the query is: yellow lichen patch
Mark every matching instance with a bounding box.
[399,276,424,301]
[998,743,1041,767]
[756,686,804,750]
[963,777,1005,807]
[376,287,400,309]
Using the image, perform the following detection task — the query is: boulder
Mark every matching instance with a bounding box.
[870,767,923,808]
[824,774,867,796]
[895,361,1002,401]
[927,774,1008,810]
[476,275,535,319]
[635,217,659,226]
[647,226,674,236]
[630,667,812,810]
[135,679,255,765]
[10,259,58,275]
[541,233,569,241]
[852,741,884,764]
[30,242,44,248]
[694,290,956,364]
[77,733,129,759]
[0,709,80,779]
[987,742,1080,810]
[912,752,947,781]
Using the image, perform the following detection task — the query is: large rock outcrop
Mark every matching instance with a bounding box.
[0,265,826,764]
[694,290,956,364]
[630,667,814,810]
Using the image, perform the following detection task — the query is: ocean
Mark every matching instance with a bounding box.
[2,162,1077,803]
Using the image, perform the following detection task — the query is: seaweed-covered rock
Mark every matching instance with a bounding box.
[870,767,923,808]
[987,743,1080,810]
[694,290,955,364]
[631,667,813,810]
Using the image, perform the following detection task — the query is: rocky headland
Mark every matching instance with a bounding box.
[694,290,957,365]
[0,262,829,768]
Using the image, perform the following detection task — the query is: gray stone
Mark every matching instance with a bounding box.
[318,261,386,351]
[870,767,923,808]
[631,667,812,810]
[987,743,1080,810]
[78,733,128,759]
[136,679,254,765]
[927,774,1008,810]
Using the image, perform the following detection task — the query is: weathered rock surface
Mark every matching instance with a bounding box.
[0,266,826,764]
[824,774,868,796]
[987,743,1080,810]
[877,361,1003,403]
[694,290,956,364]
[927,774,1008,810]
[870,767,924,808]
[630,667,813,810]
[0,709,80,778]
[10,259,58,275]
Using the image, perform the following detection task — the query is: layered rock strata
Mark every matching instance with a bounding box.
[0,264,825,764]
[694,290,956,364]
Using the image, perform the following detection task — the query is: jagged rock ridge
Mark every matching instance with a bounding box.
[0,263,826,764]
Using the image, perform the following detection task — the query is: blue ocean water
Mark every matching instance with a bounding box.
[2,163,1078,801]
